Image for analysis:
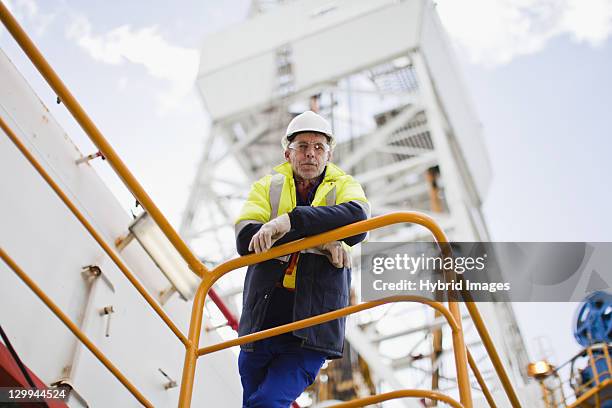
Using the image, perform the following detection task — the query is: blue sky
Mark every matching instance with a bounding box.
[2,0,611,365]
[458,32,612,366]
[465,35,612,242]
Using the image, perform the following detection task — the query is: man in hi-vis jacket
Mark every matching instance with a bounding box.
[234,111,370,407]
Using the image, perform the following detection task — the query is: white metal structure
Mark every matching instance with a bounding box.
[182,0,536,406]
[0,48,241,407]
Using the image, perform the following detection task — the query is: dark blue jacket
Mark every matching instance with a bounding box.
[236,202,367,358]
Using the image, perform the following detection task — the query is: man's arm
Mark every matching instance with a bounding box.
[236,222,305,256]
[288,200,368,246]
[236,200,367,255]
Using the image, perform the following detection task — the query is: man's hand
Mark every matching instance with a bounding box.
[248,214,291,254]
[319,241,351,268]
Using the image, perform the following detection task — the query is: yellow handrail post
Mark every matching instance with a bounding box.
[178,273,214,408]
[449,298,473,407]
[585,346,602,407]
[603,344,612,378]
[465,301,523,408]
[430,242,473,408]
[0,0,207,279]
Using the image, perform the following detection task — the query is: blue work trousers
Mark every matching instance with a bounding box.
[238,337,327,407]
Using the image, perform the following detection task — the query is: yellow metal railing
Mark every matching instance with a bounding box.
[179,213,472,407]
[534,344,612,408]
[0,2,523,407]
[0,1,207,280]
[0,116,187,347]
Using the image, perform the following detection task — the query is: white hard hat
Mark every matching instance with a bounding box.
[282,111,335,150]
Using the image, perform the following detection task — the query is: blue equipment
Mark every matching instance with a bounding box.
[574,291,612,347]
[573,291,612,408]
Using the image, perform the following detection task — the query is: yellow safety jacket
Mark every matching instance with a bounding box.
[235,161,369,358]
[235,161,369,227]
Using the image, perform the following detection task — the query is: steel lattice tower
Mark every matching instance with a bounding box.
[181,1,531,406]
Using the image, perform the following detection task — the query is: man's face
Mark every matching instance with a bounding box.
[284,132,332,181]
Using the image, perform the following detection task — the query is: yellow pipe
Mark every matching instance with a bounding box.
[602,344,612,378]
[0,115,188,346]
[179,212,474,407]
[328,389,464,408]
[465,301,523,408]
[586,346,602,407]
[434,243,473,408]
[467,349,498,408]
[447,300,472,407]
[207,213,452,283]
[0,1,207,278]
[198,295,461,356]
[566,378,612,408]
[178,273,213,408]
[587,346,601,385]
[0,247,153,408]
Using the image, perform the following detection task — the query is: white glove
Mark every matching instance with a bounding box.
[319,241,351,269]
[248,214,291,254]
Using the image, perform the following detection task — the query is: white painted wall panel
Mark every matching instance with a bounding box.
[198,52,277,121]
[293,0,422,90]
[0,49,241,406]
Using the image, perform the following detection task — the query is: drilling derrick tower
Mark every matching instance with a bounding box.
[181,1,531,405]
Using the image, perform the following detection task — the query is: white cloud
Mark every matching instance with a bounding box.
[65,14,199,114]
[563,0,612,45]
[436,0,612,66]
[2,0,56,36]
